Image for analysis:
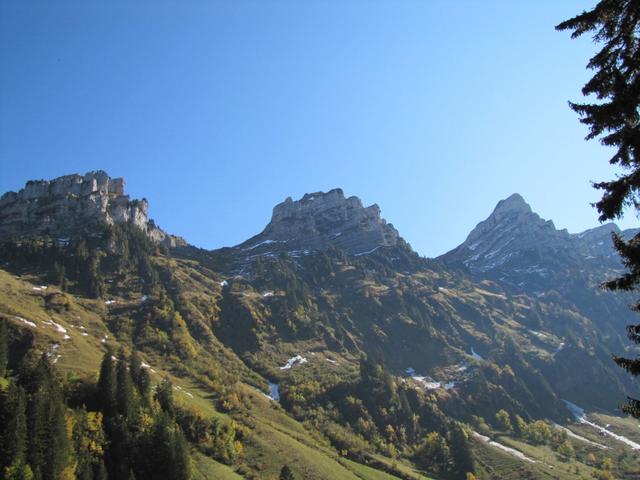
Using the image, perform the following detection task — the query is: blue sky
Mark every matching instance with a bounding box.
[0,1,635,257]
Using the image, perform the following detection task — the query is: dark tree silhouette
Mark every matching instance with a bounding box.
[0,381,27,472]
[279,464,295,480]
[155,377,175,418]
[557,0,640,416]
[98,350,117,416]
[0,320,7,378]
[116,349,135,420]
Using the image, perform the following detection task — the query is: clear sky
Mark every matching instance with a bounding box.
[1,1,636,257]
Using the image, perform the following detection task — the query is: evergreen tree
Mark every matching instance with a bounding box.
[53,261,66,290]
[0,381,27,472]
[0,319,7,378]
[95,462,108,480]
[137,368,152,406]
[98,351,117,416]
[558,0,640,416]
[155,377,175,418]
[106,416,132,480]
[46,378,70,480]
[170,426,192,480]
[129,350,142,388]
[116,350,135,420]
[129,350,151,406]
[24,367,47,478]
[447,423,475,479]
[279,464,295,480]
[25,357,69,480]
[134,412,191,480]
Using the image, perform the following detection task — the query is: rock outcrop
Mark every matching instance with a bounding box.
[0,171,184,247]
[441,194,573,275]
[439,193,636,293]
[236,188,403,255]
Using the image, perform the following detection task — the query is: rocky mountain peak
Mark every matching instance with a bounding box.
[462,194,564,250]
[439,193,637,297]
[441,193,571,275]
[236,188,402,255]
[0,171,183,247]
[491,193,532,217]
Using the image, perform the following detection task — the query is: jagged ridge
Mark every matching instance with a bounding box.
[236,188,404,256]
[0,170,184,247]
[440,193,637,280]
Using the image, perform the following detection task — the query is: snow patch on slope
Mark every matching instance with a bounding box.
[280,355,308,370]
[563,400,640,450]
[472,432,536,463]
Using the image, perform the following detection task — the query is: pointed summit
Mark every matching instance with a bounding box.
[463,193,559,248]
[439,193,632,296]
[440,193,569,275]
[492,193,532,217]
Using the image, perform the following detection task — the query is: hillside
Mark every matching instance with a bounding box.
[1,172,639,479]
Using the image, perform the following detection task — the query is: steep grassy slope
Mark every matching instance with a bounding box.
[0,267,425,479]
[2,216,640,479]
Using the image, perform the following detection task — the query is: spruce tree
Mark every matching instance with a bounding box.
[155,377,175,418]
[45,377,69,480]
[0,381,27,471]
[116,350,135,420]
[137,368,152,407]
[98,351,117,416]
[25,370,46,478]
[134,412,191,480]
[0,319,7,378]
[129,350,142,388]
[129,350,151,406]
[558,0,640,416]
[25,357,69,480]
[447,423,475,479]
[170,427,192,480]
[95,461,108,480]
[107,416,132,480]
[279,465,295,480]
[53,261,66,289]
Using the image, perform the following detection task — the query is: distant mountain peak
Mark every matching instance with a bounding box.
[236,188,402,255]
[492,193,532,217]
[439,192,634,296]
[0,171,184,247]
[440,194,569,276]
[463,194,558,245]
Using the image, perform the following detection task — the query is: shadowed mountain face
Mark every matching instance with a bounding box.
[439,193,637,295]
[179,190,638,415]
[441,194,571,277]
[437,194,640,406]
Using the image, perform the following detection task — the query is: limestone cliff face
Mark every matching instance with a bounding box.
[441,194,573,275]
[237,188,403,255]
[0,171,183,247]
[439,193,637,295]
